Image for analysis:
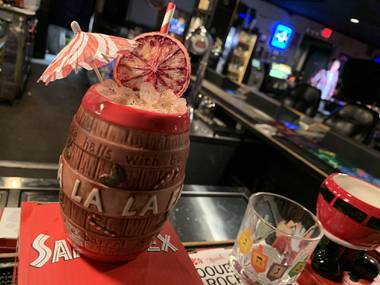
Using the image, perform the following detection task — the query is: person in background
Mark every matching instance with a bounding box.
[309,59,341,101]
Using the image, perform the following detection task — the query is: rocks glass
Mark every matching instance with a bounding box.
[230,192,323,284]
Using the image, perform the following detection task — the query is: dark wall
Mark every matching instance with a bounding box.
[341,59,380,104]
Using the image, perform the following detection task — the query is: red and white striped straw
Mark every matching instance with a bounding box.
[160,2,176,34]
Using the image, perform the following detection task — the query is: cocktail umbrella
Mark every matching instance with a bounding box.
[38,21,137,85]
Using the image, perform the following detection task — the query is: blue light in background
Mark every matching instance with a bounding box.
[270,23,293,50]
[238,12,252,21]
[374,55,380,63]
[169,18,185,36]
[281,120,299,131]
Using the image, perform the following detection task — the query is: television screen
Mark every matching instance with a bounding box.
[269,63,292,80]
[270,24,293,50]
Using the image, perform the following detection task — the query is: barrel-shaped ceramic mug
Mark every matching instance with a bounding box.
[58,85,189,262]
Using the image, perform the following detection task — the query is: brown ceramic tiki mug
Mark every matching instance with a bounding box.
[58,86,189,262]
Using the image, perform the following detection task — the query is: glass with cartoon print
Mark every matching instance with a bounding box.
[230,192,323,285]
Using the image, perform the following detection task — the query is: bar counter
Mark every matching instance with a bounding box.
[197,76,380,185]
[0,177,249,246]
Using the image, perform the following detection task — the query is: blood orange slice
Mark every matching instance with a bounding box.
[114,32,191,97]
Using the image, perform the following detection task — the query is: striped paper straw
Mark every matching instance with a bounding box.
[160,2,176,34]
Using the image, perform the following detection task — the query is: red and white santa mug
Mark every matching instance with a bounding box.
[317,173,380,250]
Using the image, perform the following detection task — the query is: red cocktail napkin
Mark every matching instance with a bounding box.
[17,202,202,285]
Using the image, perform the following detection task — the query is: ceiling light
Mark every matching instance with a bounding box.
[350,18,360,24]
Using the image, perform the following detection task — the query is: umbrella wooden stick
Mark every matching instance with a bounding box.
[70,21,103,82]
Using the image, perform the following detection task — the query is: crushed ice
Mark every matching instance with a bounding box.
[96,80,187,114]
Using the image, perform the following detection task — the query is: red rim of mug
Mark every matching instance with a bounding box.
[81,85,189,134]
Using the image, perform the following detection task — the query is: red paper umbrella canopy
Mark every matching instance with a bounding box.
[38,22,137,85]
